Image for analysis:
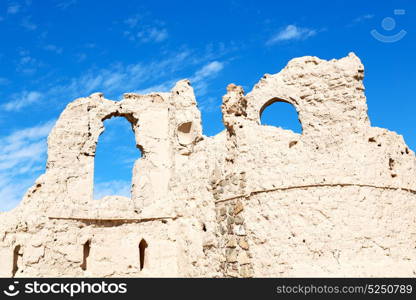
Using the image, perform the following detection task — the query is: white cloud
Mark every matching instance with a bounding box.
[0,179,33,211]
[135,61,224,96]
[46,50,193,99]
[134,81,177,94]
[198,96,219,113]
[347,14,374,27]
[44,44,63,54]
[0,120,55,211]
[21,17,37,31]
[353,14,374,23]
[7,4,20,14]
[192,61,224,83]
[137,27,168,43]
[123,14,168,43]
[1,121,54,146]
[20,56,33,64]
[2,91,43,111]
[93,180,131,200]
[124,15,140,28]
[16,50,43,75]
[3,46,228,113]
[267,25,317,45]
[191,61,224,95]
[57,0,77,10]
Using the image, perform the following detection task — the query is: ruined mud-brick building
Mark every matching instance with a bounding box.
[0,53,415,277]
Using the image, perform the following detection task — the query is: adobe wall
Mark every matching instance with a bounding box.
[0,53,415,277]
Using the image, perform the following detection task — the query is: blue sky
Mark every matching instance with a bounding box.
[0,0,415,211]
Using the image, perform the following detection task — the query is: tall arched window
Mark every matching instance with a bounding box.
[93,116,142,200]
[12,245,21,277]
[80,240,90,271]
[260,99,302,133]
[139,239,148,271]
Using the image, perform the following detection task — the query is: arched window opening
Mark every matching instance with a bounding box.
[139,239,148,271]
[80,240,90,271]
[93,116,142,200]
[260,99,302,134]
[12,245,21,277]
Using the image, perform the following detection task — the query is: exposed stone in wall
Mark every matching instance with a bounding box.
[0,53,415,277]
[216,199,254,277]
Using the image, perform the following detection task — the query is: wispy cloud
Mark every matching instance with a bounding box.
[347,14,374,27]
[134,81,177,94]
[0,120,55,211]
[191,61,224,95]
[192,61,224,82]
[7,3,20,15]
[56,0,77,10]
[198,96,218,113]
[266,25,317,45]
[135,60,224,96]
[354,14,374,23]
[46,50,193,99]
[123,14,168,43]
[124,15,140,28]
[44,44,63,54]
[0,50,194,112]
[21,17,37,31]
[138,27,168,43]
[16,49,43,75]
[3,44,229,113]
[2,91,43,111]
[93,180,130,200]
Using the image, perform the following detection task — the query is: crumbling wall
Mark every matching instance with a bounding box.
[212,52,416,277]
[0,53,415,277]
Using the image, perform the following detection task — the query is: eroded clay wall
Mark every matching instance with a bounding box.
[0,53,415,277]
